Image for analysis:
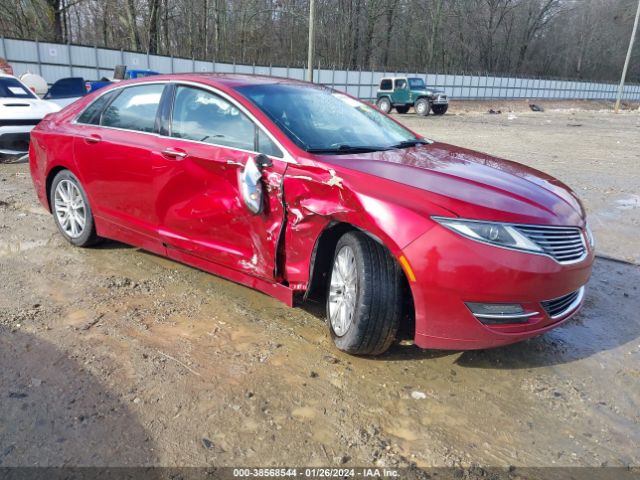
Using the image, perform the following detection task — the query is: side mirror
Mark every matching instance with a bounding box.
[239,155,264,214]
[255,153,273,169]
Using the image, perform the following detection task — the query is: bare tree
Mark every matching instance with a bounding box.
[1,0,638,82]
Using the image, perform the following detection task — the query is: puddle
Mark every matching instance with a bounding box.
[0,238,50,256]
[616,194,640,210]
[385,425,419,442]
[291,406,318,420]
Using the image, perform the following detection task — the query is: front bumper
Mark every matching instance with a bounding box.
[432,95,448,105]
[402,223,594,350]
[0,125,34,155]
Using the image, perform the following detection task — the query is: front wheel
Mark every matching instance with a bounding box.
[415,98,430,116]
[432,105,448,115]
[326,231,403,355]
[50,170,100,247]
[376,97,392,114]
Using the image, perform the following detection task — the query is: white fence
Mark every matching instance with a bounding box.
[2,37,640,101]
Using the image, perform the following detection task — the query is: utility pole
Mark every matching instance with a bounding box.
[307,0,315,82]
[615,0,640,112]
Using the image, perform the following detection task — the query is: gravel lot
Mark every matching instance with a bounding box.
[0,106,638,473]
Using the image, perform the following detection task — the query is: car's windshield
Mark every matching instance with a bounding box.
[0,77,37,99]
[235,83,418,153]
[408,78,426,90]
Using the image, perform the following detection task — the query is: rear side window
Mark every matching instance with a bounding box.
[0,77,36,99]
[171,85,255,151]
[76,91,118,125]
[380,79,392,90]
[101,84,164,133]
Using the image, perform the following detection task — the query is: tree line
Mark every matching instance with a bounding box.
[1,0,639,82]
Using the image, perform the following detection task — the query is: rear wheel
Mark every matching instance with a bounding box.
[50,170,100,247]
[376,97,392,114]
[432,105,448,115]
[326,231,403,355]
[415,98,430,116]
[395,105,410,114]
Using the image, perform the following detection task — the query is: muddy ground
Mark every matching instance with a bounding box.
[0,106,639,472]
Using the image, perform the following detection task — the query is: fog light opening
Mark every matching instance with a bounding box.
[466,302,538,325]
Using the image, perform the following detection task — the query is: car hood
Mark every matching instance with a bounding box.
[0,98,60,119]
[413,89,445,96]
[318,142,585,226]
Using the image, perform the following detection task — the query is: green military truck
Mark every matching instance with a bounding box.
[375,77,449,116]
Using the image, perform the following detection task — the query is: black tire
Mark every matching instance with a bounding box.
[326,231,403,356]
[415,98,430,116]
[376,97,392,114]
[395,105,410,114]
[49,170,100,247]
[432,105,448,115]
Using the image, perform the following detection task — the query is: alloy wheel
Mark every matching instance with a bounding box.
[54,179,87,238]
[329,245,358,336]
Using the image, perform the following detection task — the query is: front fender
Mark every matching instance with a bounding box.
[281,162,452,289]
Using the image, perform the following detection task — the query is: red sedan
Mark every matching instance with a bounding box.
[28,74,594,355]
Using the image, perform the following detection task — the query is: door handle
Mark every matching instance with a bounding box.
[83,134,101,144]
[226,159,244,167]
[161,148,188,160]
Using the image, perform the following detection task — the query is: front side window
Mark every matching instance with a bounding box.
[171,85,255,152]
[101,84,164,133]
[76,91,118,125]
[394,79,407,89]
[236,84,418,153]
[0,77,36,99]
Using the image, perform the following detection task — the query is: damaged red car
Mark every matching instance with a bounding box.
[29,74,594,355]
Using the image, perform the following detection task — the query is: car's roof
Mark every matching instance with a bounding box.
[129,73,311,89]
[381,76,423,80]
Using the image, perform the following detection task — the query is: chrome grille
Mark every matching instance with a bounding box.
[514,225,586,263]
[541,287,584,319]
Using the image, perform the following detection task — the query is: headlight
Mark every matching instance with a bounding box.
[432,217,543,253]
[585,222,595,248]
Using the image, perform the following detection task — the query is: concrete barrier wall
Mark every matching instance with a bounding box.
[2,37,639,101]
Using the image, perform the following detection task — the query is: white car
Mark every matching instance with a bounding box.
[0,73,60,157]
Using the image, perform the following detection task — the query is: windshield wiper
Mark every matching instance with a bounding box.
[307,144,391,154]
[391,139,429,149]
